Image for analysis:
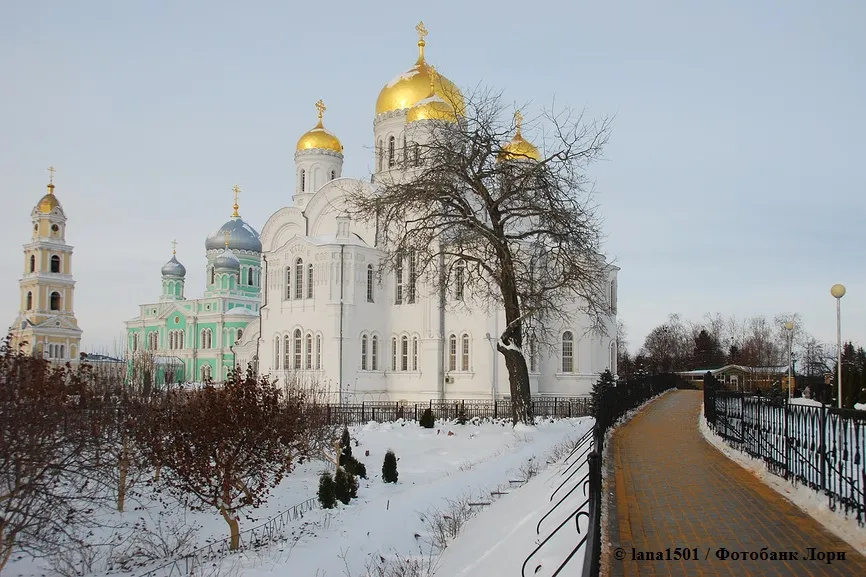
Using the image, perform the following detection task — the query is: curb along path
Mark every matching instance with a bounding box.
[607,390,866,577]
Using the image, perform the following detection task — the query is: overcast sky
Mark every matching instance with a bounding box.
[2,1,864,355]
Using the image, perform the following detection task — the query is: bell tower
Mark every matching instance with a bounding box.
[9,167,83,360]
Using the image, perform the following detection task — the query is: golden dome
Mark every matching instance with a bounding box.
[407,66,457,123]
[376,22,465,116]
[296,100,343,153]
[37,183,61,213]
[498,111,541,162]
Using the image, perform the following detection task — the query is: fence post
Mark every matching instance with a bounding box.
[414,404,418,422]
[820,403,827,492]
[494,399,498,419]
[361,402,365,423]
[783,397,790,480]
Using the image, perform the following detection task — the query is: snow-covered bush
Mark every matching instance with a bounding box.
[419,408,435,428]
[334,467,358,504]
[318,471,337,509]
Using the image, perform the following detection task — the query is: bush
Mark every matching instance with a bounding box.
[340,427,353,460]
[456,404,468,425]
[318,471,337,509]
[419,408,435,428]
[334,467,356,504]
[591,370,615,418]
[382,450,399,483]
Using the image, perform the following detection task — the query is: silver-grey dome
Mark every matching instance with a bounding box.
[214,248,240,270]
[205,217,262,253]
[161,254,186,278]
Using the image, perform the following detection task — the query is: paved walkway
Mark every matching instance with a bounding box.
[607,390,866,577]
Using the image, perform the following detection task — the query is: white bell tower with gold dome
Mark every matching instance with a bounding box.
[9,167,83,360]
[294,99,343,208]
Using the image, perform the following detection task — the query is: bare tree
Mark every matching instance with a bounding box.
[346,89,612,424]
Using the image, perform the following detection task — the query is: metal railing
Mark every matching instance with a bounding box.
[705,383,866,524]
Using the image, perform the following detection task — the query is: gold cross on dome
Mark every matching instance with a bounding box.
[171,239,177,254]
[232,184,241,217]
[416,21,428,42]
[514,110,524,131]
[223,230,232,248]
[315,99,326,120]
[47,166,56,184]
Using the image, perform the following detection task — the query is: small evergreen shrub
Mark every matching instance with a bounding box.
[382,450,399,483]
[318,471,337,509]
[354,460,367,479]
[591,370,616,419]
[419,407,435,428]
[334,467,354,505]
[340,427,353,459]
[456,404,468,425]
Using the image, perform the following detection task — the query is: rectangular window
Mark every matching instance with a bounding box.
[307,264,314,298]
[315,335,322,369]
[401,337,408,371]
[455,261,465,301]
[408,252,416,304]
[371,337,378,370]
[361,337,368,370]
[461,336,469,371]
[391,338,397,371]
[295,262,303,300]
[285,268,291,300]
[367,266,374,303]
[275,339,280,370]
[412,337,418,371]
[562,341,574,373]
[305,334,312,369]
[284,337,290,370]
[395,259,403,304]
[294,337,302,370]
[448,336,457,372]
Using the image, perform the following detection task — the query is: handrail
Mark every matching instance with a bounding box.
[537,471,590,534]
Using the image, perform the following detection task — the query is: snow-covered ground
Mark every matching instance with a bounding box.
[6,416,592,577]
[699,409,866,556]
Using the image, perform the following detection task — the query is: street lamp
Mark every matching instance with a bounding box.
[784,321,794,399]
[830,283,846,408]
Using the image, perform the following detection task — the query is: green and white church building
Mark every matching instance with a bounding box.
[125,193,263,384]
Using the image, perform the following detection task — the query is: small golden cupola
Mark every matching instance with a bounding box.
[376,21,464,116]
[498,111,541,162]
[37,166,63,214]
[296,100,343,153]
[407,65,458,123]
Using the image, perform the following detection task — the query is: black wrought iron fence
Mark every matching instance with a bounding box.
[704,385,866,525]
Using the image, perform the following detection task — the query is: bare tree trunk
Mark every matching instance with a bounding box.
[219,505,240,551]
[0,522,14,574]
[498,273,533,425]
[117,432,129,512]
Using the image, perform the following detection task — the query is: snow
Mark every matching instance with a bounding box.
[856,402,866,411]
[6,417,591,577]
[699,408,866,556]
[789,397,824,407]
[385,66,421,88]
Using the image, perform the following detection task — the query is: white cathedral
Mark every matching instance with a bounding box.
[144,23,618,401]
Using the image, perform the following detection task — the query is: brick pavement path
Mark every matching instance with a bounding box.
[607,389,866,577]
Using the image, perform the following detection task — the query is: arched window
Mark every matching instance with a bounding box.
[307,263,314,298]
[237,329,243,341]
[210,266,215,285]
[455,260,465,301]
[395,255,403,304]
[300,169,306,192]
[610,341,617,374]
[50,255,60,273]
[330,169,336,180]
[294,329,302,369]
[285,267,291,299]
[315,334,322,369]
[29,255,35,273]
[361,335,368,370]
[388,136,396,168]
[201,364,212,382]
[201,328,212,349]
[407,251,416,304]
[448,334,457,372]
[132,333,139,352]
[169,331,174,350]
[461,334,470,371]
[295,258,304,300]
[401,336,409,371]
[25,291,32,310]
[305,333,313,369]
[366,264,374,303]
[371,335,379,370]
[178,331,185,349]
[562,331,574,373]
[529,339,537,372]
[274,336,281,370]
[412,336,418,371]
[377,139,383,171]
[247,267,254,286]
[283,335,290,371]
[391,337,398,371]
[50,291,61,311]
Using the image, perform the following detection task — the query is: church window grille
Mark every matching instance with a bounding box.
[25,291,32,310]
[391,337,397,371]
[412,337,418,371]
[401,336,409,371]
[300,169,306,192]
[29,255,35,273]
[455,260,465,301]
[283,335,291,371]
[361,335,368,370]
[50,291,61,311]
[461,334,470,371]
[407,251,416,303]
[529,339,537,372]
[366,264,374,303]
[294,329,302,369]
[388,136,395,168]
[285,267,291,299]
[295,258,304,300]
[395,256,403,304]
[562,331,574,373]
[274,337,281,370]
[307,263,314,298]
[305,333,313,369]
[50,255,60,273]
[448,334,457,372]
[371,336,379,370]
[315,334,322,369]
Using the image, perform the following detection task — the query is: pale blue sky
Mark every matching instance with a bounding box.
[2,1,864,354]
